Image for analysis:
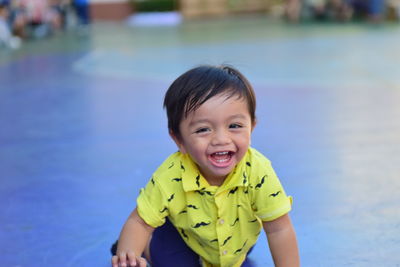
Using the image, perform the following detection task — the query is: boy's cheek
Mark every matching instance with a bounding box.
[169,132,188,154]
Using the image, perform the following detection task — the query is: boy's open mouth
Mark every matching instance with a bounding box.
[209,151,234,167]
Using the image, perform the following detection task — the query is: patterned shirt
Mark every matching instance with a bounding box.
[137,147,292,267]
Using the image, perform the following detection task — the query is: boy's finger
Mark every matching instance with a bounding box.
[111,255,119,267]
[127,251,137,266]
[138,257,147,267]
[118,252,128,267]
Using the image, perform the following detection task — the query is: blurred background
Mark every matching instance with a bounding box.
[1,0,400,47]
[1,0,400,266]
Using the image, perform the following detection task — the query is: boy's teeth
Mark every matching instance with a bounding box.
[210,151,232,164]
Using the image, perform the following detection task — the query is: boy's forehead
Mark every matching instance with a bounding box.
[185,91,243,111]
[183,95,249,121]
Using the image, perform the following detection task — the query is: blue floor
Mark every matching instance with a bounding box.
[1,17,400,266]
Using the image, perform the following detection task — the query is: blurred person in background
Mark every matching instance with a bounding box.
[72,0,90,32]
[285,0,388,22]
[8,0,27,37]
[386,0,400,20]
[285,0,302,22]
[20,0,61,38]
[49,0,71,30]
[346,0,386,21]
[0,0,21,48]
[304,0,352,21]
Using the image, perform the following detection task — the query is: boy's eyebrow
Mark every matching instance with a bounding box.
[188,119,210,127]
[188,114,248,127]
[229,114,248,120]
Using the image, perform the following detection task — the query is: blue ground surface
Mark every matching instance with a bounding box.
[1,17,400,266]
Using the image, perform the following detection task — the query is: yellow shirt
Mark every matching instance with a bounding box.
[137,147,292,267]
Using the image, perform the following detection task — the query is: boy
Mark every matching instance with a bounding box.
[112,65,299,267]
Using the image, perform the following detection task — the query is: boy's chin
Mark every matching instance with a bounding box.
[206,167,235,181]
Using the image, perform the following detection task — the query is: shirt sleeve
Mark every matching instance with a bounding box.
[136,176,169,228]
[251,160,292,222]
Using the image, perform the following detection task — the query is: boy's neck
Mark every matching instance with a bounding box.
[204,176,226,187]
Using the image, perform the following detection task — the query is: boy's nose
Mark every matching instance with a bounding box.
[211,130,231,146]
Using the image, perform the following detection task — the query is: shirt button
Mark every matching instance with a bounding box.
[219,219,225,225]
[222,250,228,255]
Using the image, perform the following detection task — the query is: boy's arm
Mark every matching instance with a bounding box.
[263,213,300,267]
[112,208,155,267]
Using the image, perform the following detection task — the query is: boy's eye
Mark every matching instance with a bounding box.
[194,128,210,134]
[229,123,243,129]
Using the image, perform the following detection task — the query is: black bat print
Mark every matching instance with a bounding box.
[171,177,182,182]
[248,219,258,223]
[195,175,200,187]
[159,207,168,213]
[192,221,210,228]
[242,172,247,184]
[195,190,205,195]
[222,236,232,246]
[195,190,213,196]
[167,193,175,202]
[210,239,218,243]
[180,162,185,172]
[246,162,251,167]
[255,175,266,189]
[234,240,248,254]
[269,191,281,197]
[180,229,188,239]
[237,204,242,208]
[179,209,187,214]
[228,186,238,196]
[151,177,155,185]
[168,162,175,169]
[244,188,249,194]
[187,204,199,209]
[231,218,239,226]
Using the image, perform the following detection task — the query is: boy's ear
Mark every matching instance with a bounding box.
[169,130,187,154]
[251,119,257,132]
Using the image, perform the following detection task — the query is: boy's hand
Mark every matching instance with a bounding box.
[111,251,147,267]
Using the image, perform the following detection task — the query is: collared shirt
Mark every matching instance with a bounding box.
[137,147,292,267]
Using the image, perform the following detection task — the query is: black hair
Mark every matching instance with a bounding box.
[163,65,256,140]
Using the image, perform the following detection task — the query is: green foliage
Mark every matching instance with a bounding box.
[132,0,176,12]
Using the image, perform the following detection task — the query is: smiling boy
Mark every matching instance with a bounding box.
[112,65,299,267]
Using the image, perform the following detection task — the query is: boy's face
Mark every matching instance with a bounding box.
[171,93,254,185]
